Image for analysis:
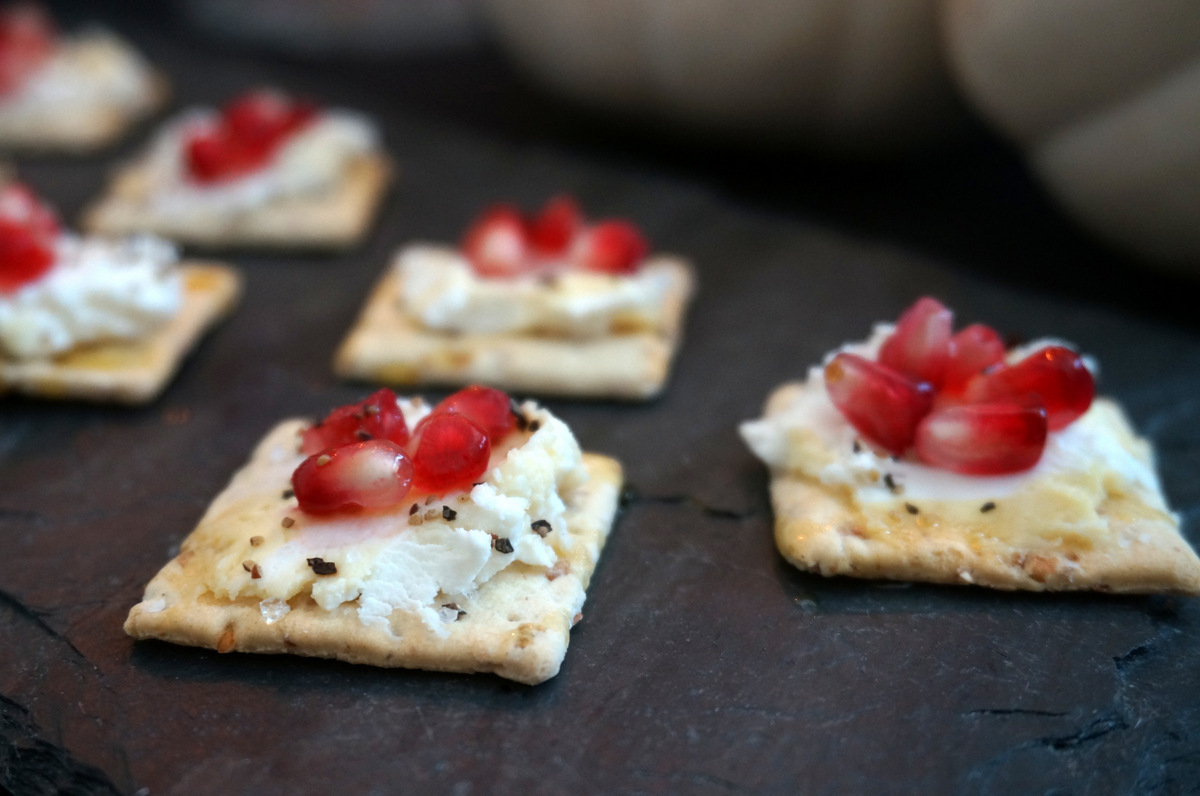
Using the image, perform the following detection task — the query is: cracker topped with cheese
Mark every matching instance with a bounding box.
[334,196,694,399]
[0,181,239,404]
[740,297,1200,594]
[82,89,391,250]
[125,386,623,684]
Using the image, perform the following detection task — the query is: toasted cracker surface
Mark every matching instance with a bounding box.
[0,263,240,404]
[125,422,623,685]
[333,255,695,399]
[82,155,392,251]
[753,384,1200,595]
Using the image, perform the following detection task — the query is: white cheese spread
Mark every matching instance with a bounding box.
[137,109,379,217]
[396,245,676,337]
[739,327,1164,548]
[201,400,590,635]
[0,30,156,117]
[0,234,181,360]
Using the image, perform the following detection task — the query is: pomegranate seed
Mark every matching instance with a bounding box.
[462,205,530,278]
[0,184,58,294]
[915,404,1048,475]
[293,440,414,514]
[878,297,954,387]
[185,90,316,184]
[574,220,648,275]
[825,353,934,456]
[942,323,1006,396]
[301,388,410,455]
[963,346,1094,430]
[410,413,490,494]
[0,5,55,96]
[528,195,582,256]
[429,385,516,440]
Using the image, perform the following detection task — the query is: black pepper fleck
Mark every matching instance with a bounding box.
[510,399,529,431]
[531,519,552,537]
[905,503,919,515]
[282,489,295,500]
[981,501,997,513]
[884,473,898,493]
[493,537,514,554]
[355,429,373,441]
[852,440,862,454]
[442,506,457,521]
[409,503,419,515]
[307,557,337,576]
[528,420,541,432]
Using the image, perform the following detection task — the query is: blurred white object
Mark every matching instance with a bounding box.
[478,0,962,152]
[181,0,478,55]
[944,0,1200,268]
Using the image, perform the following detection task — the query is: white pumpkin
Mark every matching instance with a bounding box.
[479,0,962,151]
[943,0,1200,267]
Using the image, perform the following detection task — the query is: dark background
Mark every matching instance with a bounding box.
[3,3,1200,794]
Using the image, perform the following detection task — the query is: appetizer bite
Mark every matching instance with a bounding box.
[334,195,695,399]
[0,3,166,152]
[0,181,239,403]
[125,386,624,685]
[740,297,1200,593]
[82,88,391,250]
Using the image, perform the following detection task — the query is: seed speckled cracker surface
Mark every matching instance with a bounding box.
[125,418,624,685]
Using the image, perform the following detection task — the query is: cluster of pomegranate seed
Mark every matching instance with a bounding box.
[0,183,60,293]
[461,195,649,278]
[292,386,520,515]
[824,297,1095,475]
[185,90,317,184]
[0,4,54,97]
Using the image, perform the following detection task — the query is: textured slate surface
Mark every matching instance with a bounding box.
[3,4,1200,795]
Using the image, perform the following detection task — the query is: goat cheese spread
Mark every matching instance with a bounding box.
[397,245,675,337]
[200,400,590,635]
[0,234,181,360]
[139,110,378,216]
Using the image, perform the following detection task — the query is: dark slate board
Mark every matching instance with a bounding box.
[4,4,1200,795]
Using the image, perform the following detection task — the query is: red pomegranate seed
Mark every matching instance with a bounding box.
[528,195,582,257]
[185,90,316,184]
[410,413,491,494]
[0,5,55,96]
[0,184,59,293]
[301,389,410,455]
[293,440,414,514]
[915,403,1048,475]
[878,297,954,387]
[462,205,530,278]
[825,353,934,456]
[963,346,1094,430]
[574,220,648,275]
[429,385,515,440]
[942,323,1007,395]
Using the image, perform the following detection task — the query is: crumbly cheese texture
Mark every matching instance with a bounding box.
[0,235,181,360]
[194,400,590,635]
[396,245,678,338]
[0,29,156,117]
[134,109,379,218]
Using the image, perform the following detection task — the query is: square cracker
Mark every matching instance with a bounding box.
[124,422,624,685]
[0,263,240,404]
[81,154,392,251]
[752,383,1200,595]
[333,255,695,400]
